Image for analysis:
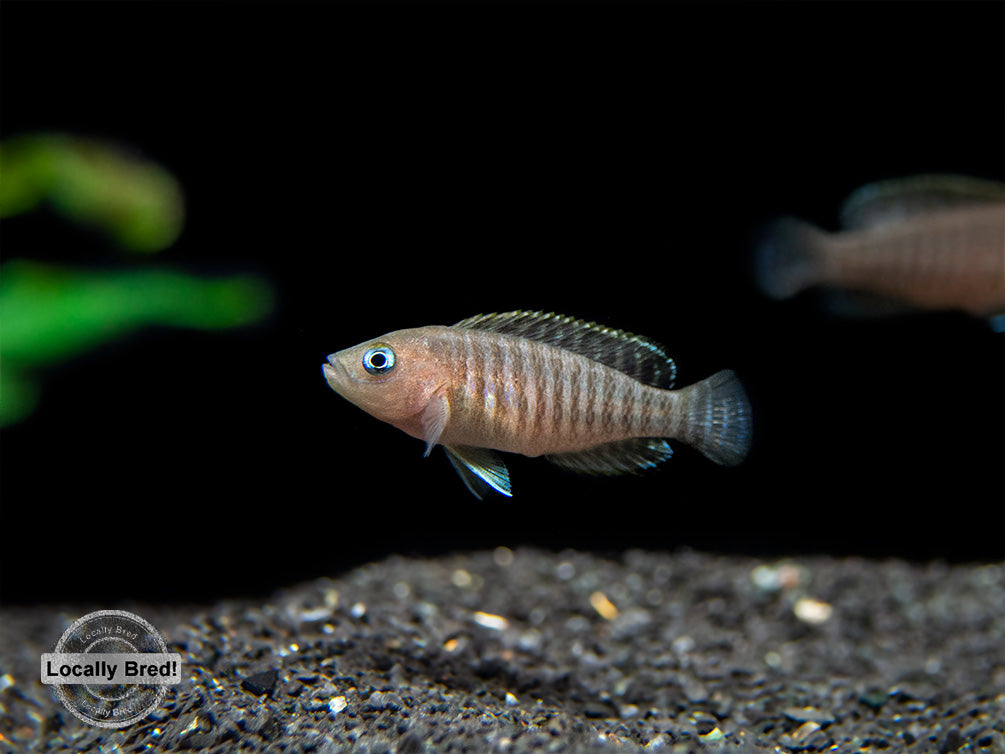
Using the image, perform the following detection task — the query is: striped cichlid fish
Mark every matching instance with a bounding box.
[756,174,1005,326]
[322,311,751,498]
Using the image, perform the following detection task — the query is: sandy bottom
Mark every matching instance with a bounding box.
[2,547,1002,752]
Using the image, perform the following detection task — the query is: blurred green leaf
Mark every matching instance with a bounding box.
[0,133,184,252]
[0,133,275,427]
[1,261,274,367]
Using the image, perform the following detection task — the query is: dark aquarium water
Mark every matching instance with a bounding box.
[1,1,1002,606]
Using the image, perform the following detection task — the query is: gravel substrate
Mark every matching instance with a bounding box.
[1,548,1003,753]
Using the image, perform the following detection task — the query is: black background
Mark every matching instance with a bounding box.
[2,2,1002,606]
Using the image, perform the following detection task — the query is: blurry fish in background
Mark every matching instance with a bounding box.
[0,133,273,426]
[322,311,751,498]
[756,175,1005,329]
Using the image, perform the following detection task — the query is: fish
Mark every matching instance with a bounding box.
[321,311,751,498]
[756,174,1005,326]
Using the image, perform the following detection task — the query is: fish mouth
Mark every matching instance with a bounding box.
[322,354,349,393]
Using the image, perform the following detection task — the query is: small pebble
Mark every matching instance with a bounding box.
[589,591,619,620]
[859,688,889,711]
[793,597,833,625]
[791,721,821,743]
[328,696,347,716]
[699,726,725,743]
[297,606,332,623]
[672,635,695,654]
[939,728,963,754]
[473,611,509,631]
[751,562,807,592]
[240,669,278,697]
[783,706,836,724]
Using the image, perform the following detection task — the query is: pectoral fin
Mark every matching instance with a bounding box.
[421,390,450,457]
[443,445,512,499]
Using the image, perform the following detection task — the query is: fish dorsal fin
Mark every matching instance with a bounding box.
[840,174,1005,230]
[453,310,676,388]
[545,438,674,476]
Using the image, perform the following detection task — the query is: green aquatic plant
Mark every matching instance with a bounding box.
[0,133,273,426]
[0,261,273,425]
[0,133,185,252]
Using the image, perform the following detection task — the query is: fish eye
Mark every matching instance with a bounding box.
[362,345,396,375]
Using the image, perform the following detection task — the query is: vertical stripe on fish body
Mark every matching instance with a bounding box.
[322,311,752,498]
[438,326,678,456]
[821,203,1005,314]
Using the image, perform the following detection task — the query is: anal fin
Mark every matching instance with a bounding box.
[819,288,922,318]
[545,438,674,476]
[443,445,512,499]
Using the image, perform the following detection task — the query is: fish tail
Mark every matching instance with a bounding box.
[755,217,828,299]
[676,370,751,465]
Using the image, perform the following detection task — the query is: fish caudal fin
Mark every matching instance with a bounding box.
[677,370,752,466]
[755,217,828,299]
